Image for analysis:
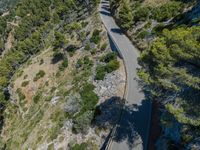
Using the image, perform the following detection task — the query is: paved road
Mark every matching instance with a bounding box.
[99,0,152,150]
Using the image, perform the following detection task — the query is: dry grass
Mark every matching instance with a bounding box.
[13,48,59,105]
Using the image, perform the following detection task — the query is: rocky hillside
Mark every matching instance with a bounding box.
[0,0,126,149]
[110,0,200,149]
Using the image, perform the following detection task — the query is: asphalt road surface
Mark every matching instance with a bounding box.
[99,0,152,150]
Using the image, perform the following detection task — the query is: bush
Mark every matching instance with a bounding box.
[84,43,90,51]
[90,29,101,44]
[21,81,29,87]
[100,43,107,51]
[33,70,45,82]
[52,52,64,64]
[76,57,93,69]
[96,53,120,80]
[72,111,94,134]
[106,60,120,73]
[134,6,150,22]
[91,48,97,55]
[53,31,66,48]
[33,91,42,103]
[100,52,117,63]
[16,88,25,100]
[80,83,99,111]
[59,57,68,71]
[137,30,150,39]
[152,23,166,35]
[95,65,107,80]
[71,143,88,150]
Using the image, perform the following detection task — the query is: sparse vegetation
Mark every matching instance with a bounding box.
[0,0,118,149]
[33,70,46,82]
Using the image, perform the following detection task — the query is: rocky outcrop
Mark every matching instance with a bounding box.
[94,71,125,103]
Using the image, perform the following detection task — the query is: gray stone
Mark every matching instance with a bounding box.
[51,96,60,105]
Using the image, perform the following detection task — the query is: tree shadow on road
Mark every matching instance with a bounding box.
[110,28,124,35]
[113,97,151,149]
[93,96,151,150]
[101,5,110,12]
[100,10,111,16]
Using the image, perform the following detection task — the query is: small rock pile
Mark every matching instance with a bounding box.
[94,71,125,103]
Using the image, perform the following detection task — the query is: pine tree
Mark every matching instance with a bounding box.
[118,0,133,30]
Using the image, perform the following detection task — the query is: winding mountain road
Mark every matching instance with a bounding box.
[99,0,152,150]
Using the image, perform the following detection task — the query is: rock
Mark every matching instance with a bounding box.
[51,96,60,105]
[64,120,73,130]
[64,94,81,116]
[90,42,96,49]
[94,71,125,102]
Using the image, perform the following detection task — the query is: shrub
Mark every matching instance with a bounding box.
[152,23,166,35]
[134,6,150,22]
[33,70,45,82]
[76,57,93,69]
[95,65,107,80]
[100,52,117,63]
[71,143,88,150]
[16,88,25,100]
[39,59,44,65]
[33,91,42,103]
[53,31,66,48]
[100,43,107,51]
[80,83,99,111]
[21,81,29,87]
[91,48,97,55]
[137,30,150,39]
[52,52,64,64]
[72,111,94,134]
[83,56,93,67]
[96,55,120,80]
[84,43,90,51]
[90,29,101,44]
[106,60,120,73]
[59,57,68,71]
